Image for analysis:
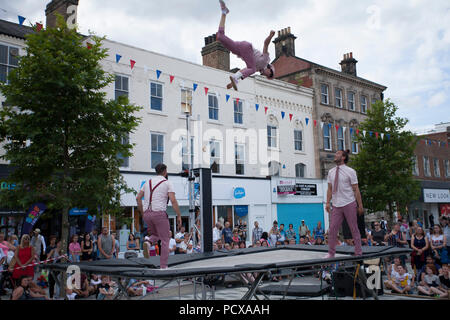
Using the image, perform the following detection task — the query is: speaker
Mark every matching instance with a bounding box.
[332,266,383,297]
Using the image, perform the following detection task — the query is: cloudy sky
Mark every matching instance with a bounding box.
[1,0,449,133]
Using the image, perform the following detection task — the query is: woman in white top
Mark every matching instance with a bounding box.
[430,225,447,264]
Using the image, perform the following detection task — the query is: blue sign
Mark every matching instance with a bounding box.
[234,205,248,217]
[69,208,88,216]
[234,187,246,199]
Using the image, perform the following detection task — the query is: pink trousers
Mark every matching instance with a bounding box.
[143,210,170,268]
[328,201,362,256]
[216,27,256,79]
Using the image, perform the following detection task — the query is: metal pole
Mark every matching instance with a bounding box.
[185,89,196,249]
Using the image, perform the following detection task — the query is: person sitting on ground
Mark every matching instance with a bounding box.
[11,276,49,300]
[215,239,223,250]
[417,264,441,296]
[179,233,192,254]
[126,279,152,297]
[254,240,261,247]
[384,256,402,290]
[286,224,297,244]
[232,242,240,250]
[283,239,290,245]
[418,255,442,285]
[289,239,296,245]
[314,237,324,245]
[90,274,102,295]
[224,243,231,251]
[389,264,413,295]
[260,239,269,247]
[432,263,450,298]
[275,241,282,247]
[232,229,241,243]
[260,232,269,244]
[239,241,246,249]
[97,275,116,300]
[69,273,93,299]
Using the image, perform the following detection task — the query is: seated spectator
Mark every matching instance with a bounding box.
[418,256,442,284]
[260,232,269,243]
[213,243,218,251]
[215,239,223,250]
[417,264,441,296]
[283,239,289,245]
[289,239,296,245]
[232,229,241,243]
[126,233,139,251]
[432,263,449,298]
[260,239,269,247]
[97,275,116,300]
[11,276,49,300]
[388,264,413,294]
[314,237,324,245]
[239,241,246,249]
[384,257,402,290]
[254,240,261,247]
[126,279,152,297]
[179,233,192,254]
[224,243,231,251]
[175,226,186,254]
[90,274,101,294]
[69,273,94,299]
[186,242,194,254]
[232,242,239,250]
[275,241,282,247]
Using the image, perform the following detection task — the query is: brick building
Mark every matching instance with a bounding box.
[270,27,387,178]
[408,123,450,227]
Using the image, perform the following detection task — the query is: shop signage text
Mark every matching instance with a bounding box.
[423,189,450,203]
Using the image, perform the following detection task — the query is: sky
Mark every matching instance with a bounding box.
[1,0,449,133]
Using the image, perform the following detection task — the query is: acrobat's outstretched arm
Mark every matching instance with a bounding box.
[263,30,276,54]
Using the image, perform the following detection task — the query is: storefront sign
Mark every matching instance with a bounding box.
[234,205,248,217]
[233,187,246,199]
[277,185,296,195]
[295,184,318,196]
[69,208,88,216]
[0,181,16,190]
[423,189,450,203]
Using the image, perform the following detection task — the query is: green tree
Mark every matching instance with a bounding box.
[0,18,141,256]
[351,99,420,227]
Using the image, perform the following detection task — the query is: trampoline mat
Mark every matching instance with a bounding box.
[170,249,346,270]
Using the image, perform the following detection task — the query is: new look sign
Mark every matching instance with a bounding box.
[423,189,450,203]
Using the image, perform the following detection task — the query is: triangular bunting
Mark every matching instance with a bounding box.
[350,128,354,135]
[375,132,379,138]
[36,23,43,32]
[281,111,285,119]
[320,122,324,129]
[264,107,268,114]
[170,75,175,83]
[314,120,317,127]
[255,104,259,111]
[18,16,26,25]
[335,124,339,131]
[236,98,240,105]
[381,133,385,140]
[156,70,162,79]
[362,130,366,137]
[130,59,136,70]
[289,114,293,121]
[204,87,209,95]
[305,118,309,125]
[226,94,230,102]
[86,42,93,49]
[116,54,122,63]
[193,83,198,91]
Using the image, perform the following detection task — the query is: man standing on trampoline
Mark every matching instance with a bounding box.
[216,0,276,90]
[136,163,182,269]
[325,150,364,258]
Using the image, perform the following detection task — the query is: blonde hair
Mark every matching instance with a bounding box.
[20,234,31,247]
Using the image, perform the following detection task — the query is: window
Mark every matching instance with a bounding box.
[445,160,450,177]
[433,158,440,177]
[150,133,164,169]
[210,140,220,173]
[234,99,243,124]
[371,98,377,106]
[208,94,219,120]
[294,130,303,151]
[323,124,331,151]
[412,156,418,176]
[267,125,277,148]
[348,92,355,111]
[150,82,163,111]
[321,84,329,104]
[337,127,345,151]
[181,136,194,171]
[295,163,305,178]
[351,129,358,154]
[181,88,192,114]
[235,144,245,175]
[361,96,367,114]
[0,44,19,83]
[423,156,431,177]
[117,134,129,168]
[335,88,343,108]
[115,75,129,100]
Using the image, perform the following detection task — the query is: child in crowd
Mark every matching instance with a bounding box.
[390,265,413,294]
[68,235,81,263]
[97,275,116,300]
[417,264,441,296]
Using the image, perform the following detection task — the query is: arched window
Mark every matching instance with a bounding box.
[295,163,305,178]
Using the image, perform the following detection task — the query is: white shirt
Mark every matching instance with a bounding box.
[169,238,177,255]
[140,176,175,212]
[180,240,192,252]
[0,249,5,271]
[327,164,358,208]
[175,232,184,248]
[213,227,221,242]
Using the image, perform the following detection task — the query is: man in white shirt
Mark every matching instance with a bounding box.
[136,163,182,269]
[325,150,364,258]
[213,223,222,243]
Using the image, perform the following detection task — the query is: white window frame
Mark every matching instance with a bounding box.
[235,143,245,175]
[323,125,331,151]
[433,158,441,177]
[0,43,19,84]
[210,140,221,174]
[150,133,164,169]
[117,133,130,169]
[294,129,303,151]
[295,163,305,178]
[423,156,431,177]
[115,74,129,100]
[208,93,219,121]
[445,159,450,178]
[361,95,367,114]
[234,99,243,124]
[181,88,193,115]
[335,88,343,108]
[351,129,358,154]
[412,156,419,176]
[150,81,163,111]
[267,125,278,148]
[348,91,355,111]
[321,84,329,104]
[337,127,345,151]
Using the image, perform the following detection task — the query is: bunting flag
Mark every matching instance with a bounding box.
[236,98,240,105]
[375,132,379,139]
[369,131,373,137]
[226,94,230,102]
[314,120,317,127]
[335,124,339,131]
[264,107,268,114]
[381,133,385,140]
[204,87,209,95]
[130,59,136,70]
[305,118,309,125]
[289,114,293,121]
[86,42,93,49]
[115,54,122,63]
[281,111,285,119]
[18,15,26,25]
[328,123,332,130]
[356,129,360,135]
[36,23,43,32]
[386,134,391,140]
[350,128,354,135]
[170,75,175,83]
[193,83,198,91]
[255,104,259,111]
[156,70,162,79]
[320,122,324,129]
[362,130,366,137]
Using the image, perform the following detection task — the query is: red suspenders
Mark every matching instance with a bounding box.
[147,179,167,211]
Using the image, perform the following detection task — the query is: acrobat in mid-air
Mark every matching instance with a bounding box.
[216,0,276,90]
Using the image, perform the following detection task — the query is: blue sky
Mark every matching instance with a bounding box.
[1,0,449,133]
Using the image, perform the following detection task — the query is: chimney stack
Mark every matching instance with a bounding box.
[273,27,297,59]
[201,33,230,72]
[45,0,79,29]
[340,52,358,77]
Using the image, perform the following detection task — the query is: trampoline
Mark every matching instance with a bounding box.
[43,245,411,300]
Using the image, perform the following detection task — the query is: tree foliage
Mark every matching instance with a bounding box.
[350,99,420,225]
[0,17,141,250]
